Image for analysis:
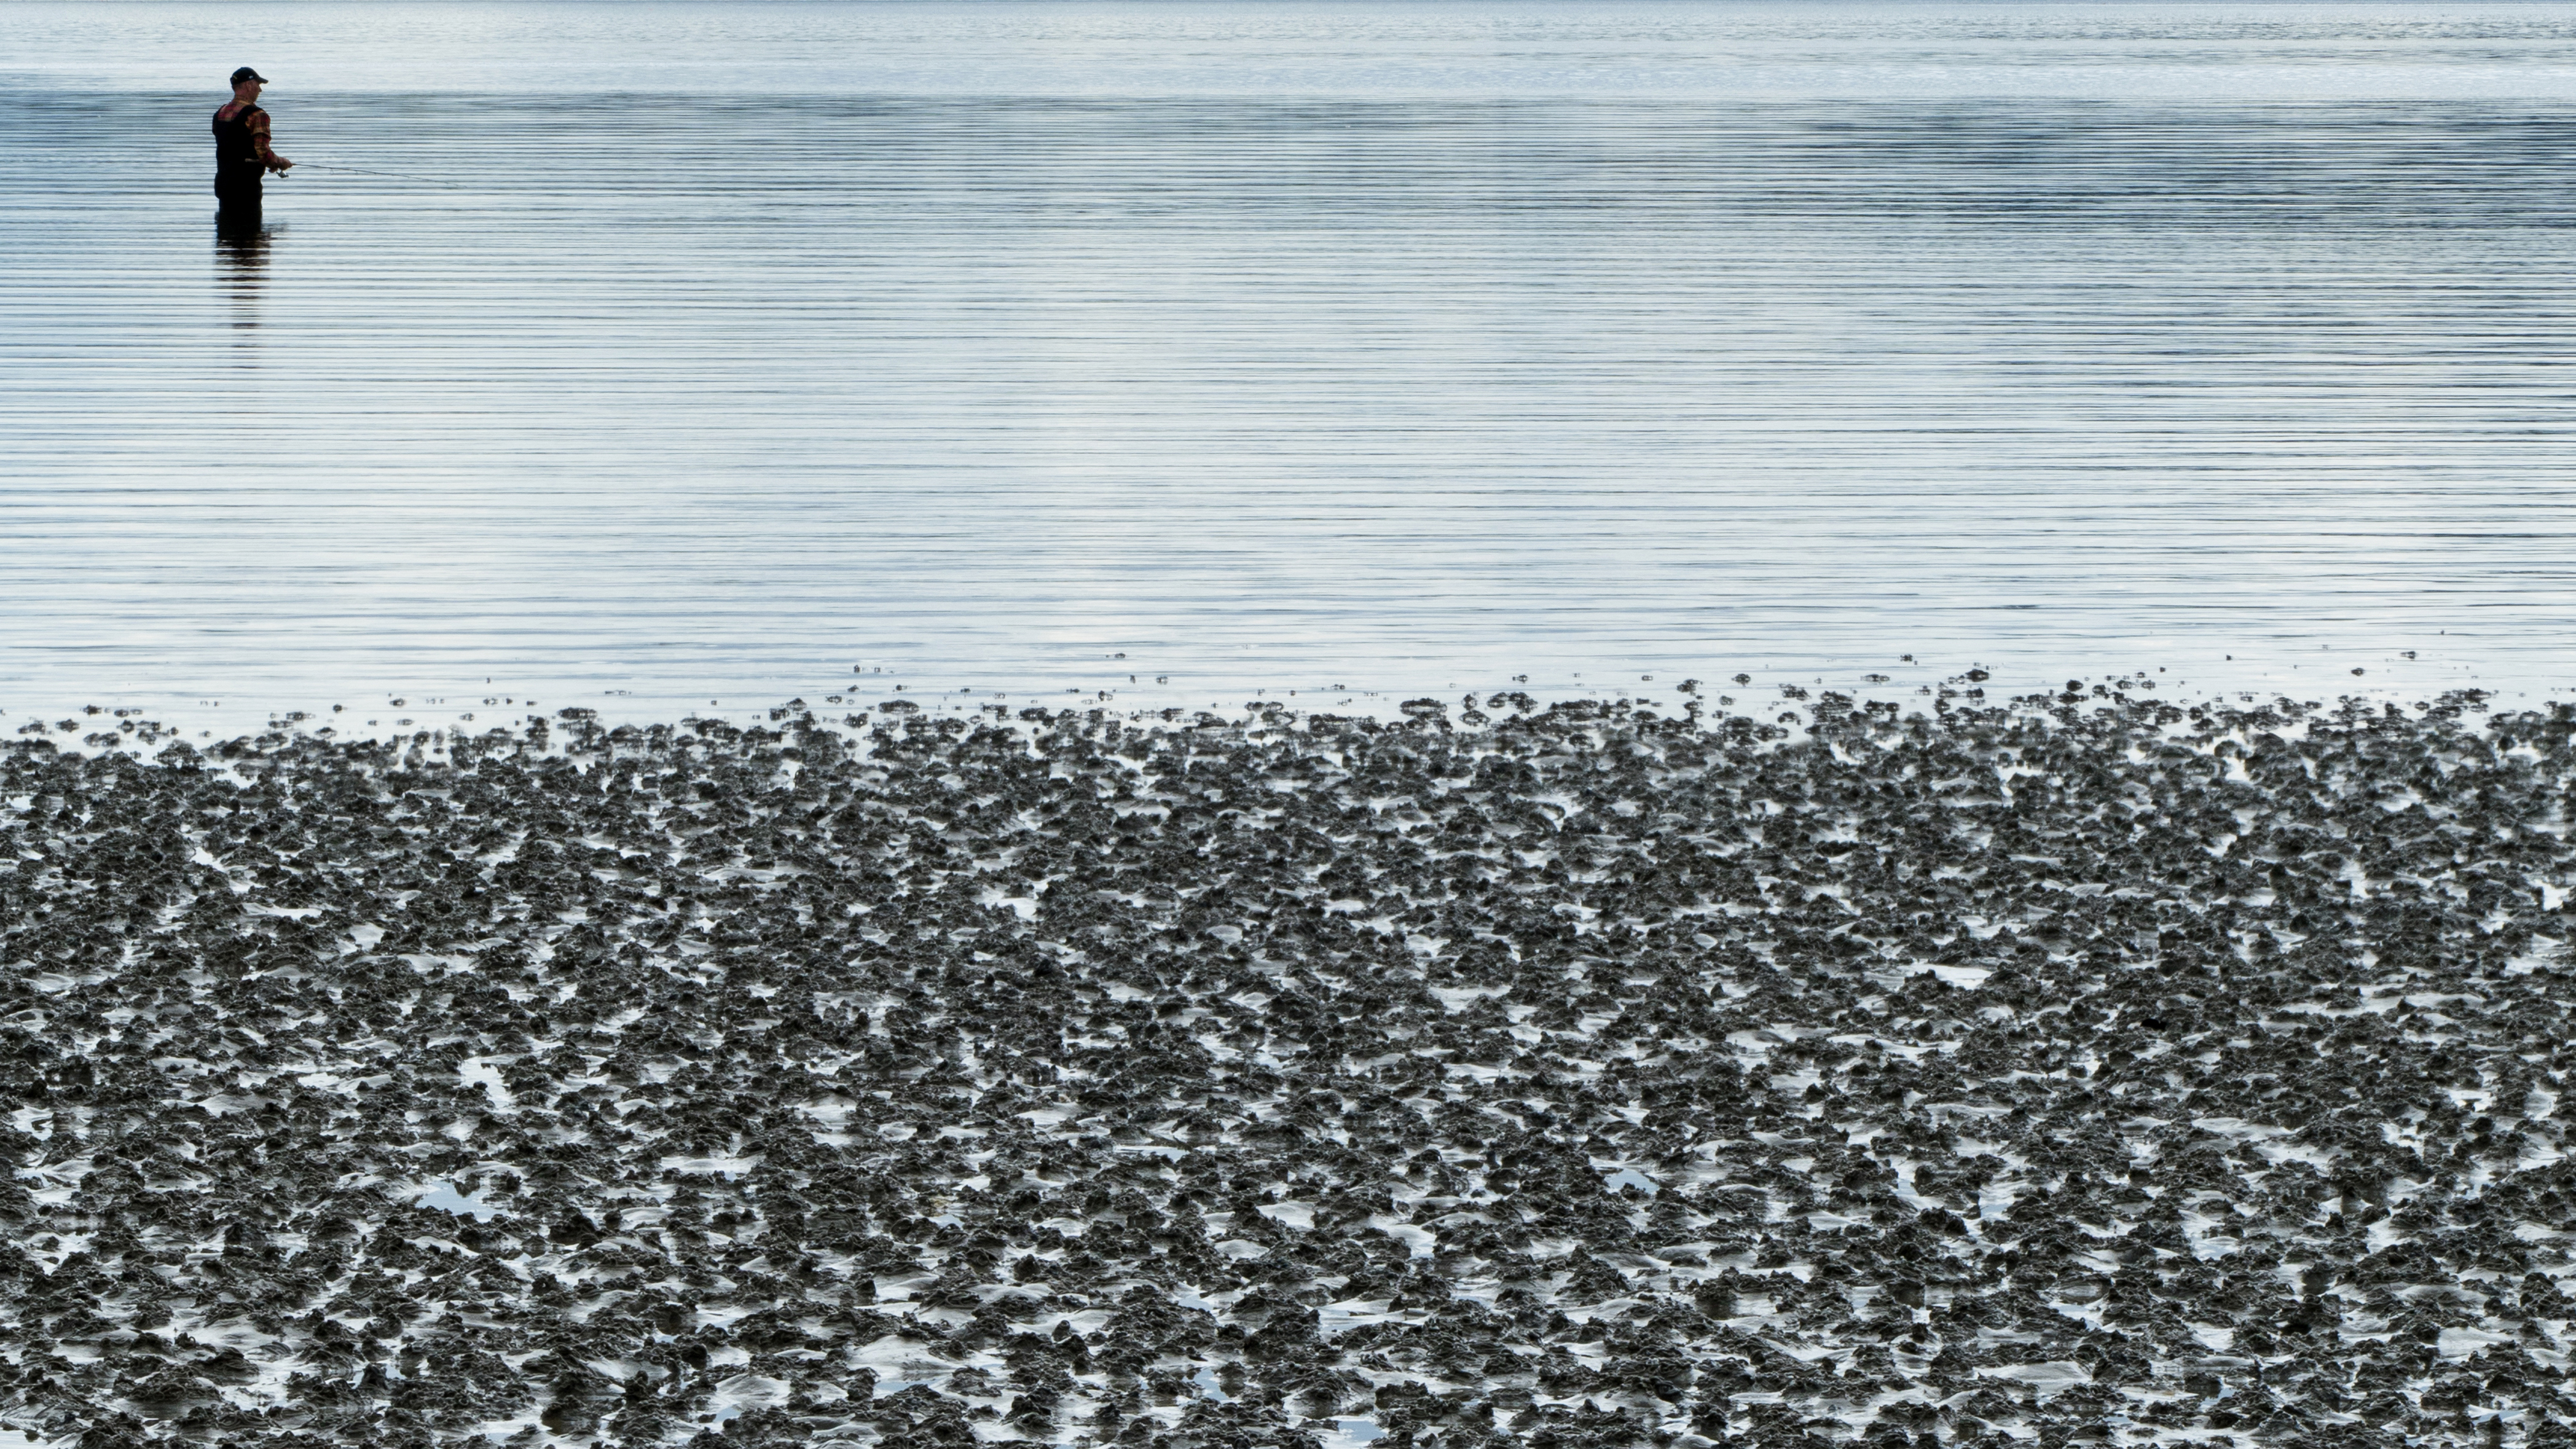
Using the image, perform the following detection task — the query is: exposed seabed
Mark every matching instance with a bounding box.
[2,685,2570,1448]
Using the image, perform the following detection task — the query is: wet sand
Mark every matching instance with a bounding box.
[2,686,2570,1447]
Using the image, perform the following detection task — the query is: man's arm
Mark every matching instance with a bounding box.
[249,111,293,171]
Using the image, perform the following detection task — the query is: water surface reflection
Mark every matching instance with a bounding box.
[215,213,271,339]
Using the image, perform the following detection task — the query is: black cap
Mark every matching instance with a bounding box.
[230,66,266,86]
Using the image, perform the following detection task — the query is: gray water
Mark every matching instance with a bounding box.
[7,1,2576,736]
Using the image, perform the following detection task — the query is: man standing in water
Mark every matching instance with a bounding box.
[213,66,291,224]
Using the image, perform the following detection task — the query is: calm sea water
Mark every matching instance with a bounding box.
[7,1,2576,734]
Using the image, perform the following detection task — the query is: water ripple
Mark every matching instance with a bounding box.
[3,3,2573,731]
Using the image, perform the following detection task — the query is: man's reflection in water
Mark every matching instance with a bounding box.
[216,204,273,346]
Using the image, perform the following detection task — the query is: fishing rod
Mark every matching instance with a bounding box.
[283,162,473,189]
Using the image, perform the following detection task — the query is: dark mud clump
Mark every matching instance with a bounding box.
[4,687,2575,1448]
